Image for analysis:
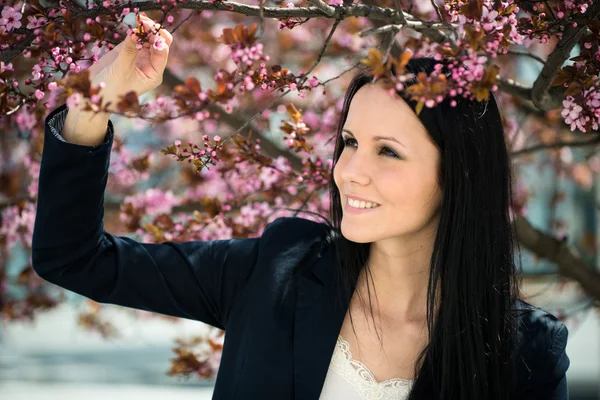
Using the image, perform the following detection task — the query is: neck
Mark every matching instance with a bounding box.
[354,226,438,324]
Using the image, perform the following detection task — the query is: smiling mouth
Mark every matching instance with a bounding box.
[346,197,381,209]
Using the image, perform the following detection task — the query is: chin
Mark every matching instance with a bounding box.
[340,221,376,244]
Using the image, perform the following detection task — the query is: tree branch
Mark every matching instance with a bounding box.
[308,0,335,17]
[495,75,533,99]
[531,1,600,110]
[511,134,600,157]
[502,49,546,65]
[162,69,304,172]
[515,215,600,301]
[1,2,425,64]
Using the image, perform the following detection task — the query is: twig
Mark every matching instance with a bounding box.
[495,75,532,99]
[430,0,443,21]
[502,49,546,65]
[381,27,399,66]
[309,0,336,17]
[257,0,265,38]
[359,20,452,37]
[393,0,407,25]
[170,11,195,33]
[543,0,556,20]
[300,17,342,82]
[511,135,600,157]
[321,61,362,84]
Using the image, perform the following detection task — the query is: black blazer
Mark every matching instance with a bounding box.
[32,104,570,399]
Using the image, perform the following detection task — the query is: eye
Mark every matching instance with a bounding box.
[342,137,401,159]
[342,137,357,148]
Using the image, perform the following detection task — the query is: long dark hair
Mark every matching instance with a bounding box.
[324,57,522,400]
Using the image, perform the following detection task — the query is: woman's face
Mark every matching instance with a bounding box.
[333,81,443,244]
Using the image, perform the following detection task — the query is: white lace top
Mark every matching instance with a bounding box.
[319,335,414,400]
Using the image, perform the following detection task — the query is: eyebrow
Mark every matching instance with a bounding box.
[342,128,405,149]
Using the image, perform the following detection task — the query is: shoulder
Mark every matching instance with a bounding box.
[513,299,568,358]
[260,216,332,246]
[257,216,334,262]
[513,299,570,393]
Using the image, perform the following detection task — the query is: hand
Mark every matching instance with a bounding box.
[84,14,174,113]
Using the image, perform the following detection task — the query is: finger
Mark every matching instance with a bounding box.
[155,27,173,47]
[151,21,173,47]
[139,16,173,48]
[112,15,145,76]
[87,12,147,79]
[87,40,126,79]
[86,15,154,80]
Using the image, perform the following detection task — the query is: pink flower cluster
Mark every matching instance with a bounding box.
[558,0,593,16]
[144,95,180,119]
[122,188,181,218]
[23,154,41,199]
[418,1,523,104]
[108,146,154,190]
[259,155,293,190]
[231,43,266,66]
[0,203,36,250]
[224,160,268,195]
[561,88,600,132]
[233,201,275,228]
[446,0,523,49]
[0,6,22,32]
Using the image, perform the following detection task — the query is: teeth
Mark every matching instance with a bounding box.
[348,198,379,209]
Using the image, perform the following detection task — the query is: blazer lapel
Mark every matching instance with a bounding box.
[293,237,354,400]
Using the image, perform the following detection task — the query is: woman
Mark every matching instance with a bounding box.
[32,16,569,400]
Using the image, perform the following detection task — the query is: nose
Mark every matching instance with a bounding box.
[339,152,371,186]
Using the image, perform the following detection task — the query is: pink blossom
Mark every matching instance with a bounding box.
[0,6,23,32]
[561,93,599,133]
[31,64,42,80]
[106,147,156,191]
[15,108,37,133]
[66,92,83,109]
[1,203,37,249]
[26,15,47,30]
[1,61,14,72]
[153,36,168,51]
[123,188,181,217]
[481,7,499,32]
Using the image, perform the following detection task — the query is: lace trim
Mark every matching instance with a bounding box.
[329,335,413,399]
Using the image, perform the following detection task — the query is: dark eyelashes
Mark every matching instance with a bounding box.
[341,137,401,159]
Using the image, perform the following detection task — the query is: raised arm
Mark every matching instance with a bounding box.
[32,104,274,330]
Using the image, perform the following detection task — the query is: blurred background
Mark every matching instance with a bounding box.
[2,0,600,399]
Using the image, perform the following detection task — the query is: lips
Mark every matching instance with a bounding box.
[344,194,380,205]
[344,197,381,213]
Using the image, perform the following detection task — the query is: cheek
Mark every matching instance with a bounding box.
[332,155,347,188]
[385,167,441,215]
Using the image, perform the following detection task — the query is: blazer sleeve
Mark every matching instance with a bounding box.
[31,103,272,330]
[529,323,570,400]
